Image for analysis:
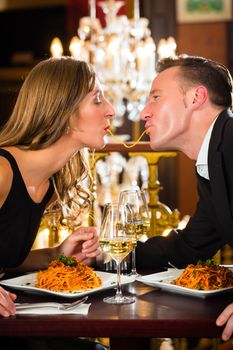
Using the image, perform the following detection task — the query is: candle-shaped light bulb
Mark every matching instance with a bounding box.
[157,38,167,60]
[167,36,177,57]
[50,37,63,58]
[157,37,177,59]
[69,36,81,59]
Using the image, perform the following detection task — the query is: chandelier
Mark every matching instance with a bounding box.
[50,0,176,129]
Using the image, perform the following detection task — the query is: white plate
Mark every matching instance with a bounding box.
[136,269,233,298]
[0,271,135,298]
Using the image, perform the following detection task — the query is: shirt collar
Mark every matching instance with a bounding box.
[196,117,218,179]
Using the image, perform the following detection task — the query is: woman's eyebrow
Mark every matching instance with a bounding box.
[92,88,102,96]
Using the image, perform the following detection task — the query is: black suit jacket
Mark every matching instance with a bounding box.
[136,109,233,268]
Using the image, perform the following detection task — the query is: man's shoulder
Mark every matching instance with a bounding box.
[212,110,233,141]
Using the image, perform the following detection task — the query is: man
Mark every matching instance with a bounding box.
[136,55,233,341]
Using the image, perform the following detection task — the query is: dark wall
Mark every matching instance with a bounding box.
[141,0,176,46]
[0,0,177,66]
[0,6,67,66]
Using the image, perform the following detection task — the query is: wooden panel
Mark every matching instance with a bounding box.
[177,22,228,65]
[227,22,233,75]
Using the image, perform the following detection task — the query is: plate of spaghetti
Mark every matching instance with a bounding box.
[0,255,135,298]
[137,261,233,298]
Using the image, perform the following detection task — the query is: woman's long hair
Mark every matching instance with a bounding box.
[0,56,96,224]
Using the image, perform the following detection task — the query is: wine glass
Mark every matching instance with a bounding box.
[99,203,136,304]
[119,189,150,277]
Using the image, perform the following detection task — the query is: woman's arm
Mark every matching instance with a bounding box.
[14,226,100,272]
[0,286,17,317]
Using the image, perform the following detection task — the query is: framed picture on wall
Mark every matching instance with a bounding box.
[176,0,232,23]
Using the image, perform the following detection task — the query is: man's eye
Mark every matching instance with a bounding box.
[152,95,159,101]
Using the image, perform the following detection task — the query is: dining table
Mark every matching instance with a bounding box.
[0,268,232,350]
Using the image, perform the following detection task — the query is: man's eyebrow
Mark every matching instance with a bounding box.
[149,88,161,96]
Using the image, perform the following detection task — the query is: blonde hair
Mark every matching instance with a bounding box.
[0,56,96,224]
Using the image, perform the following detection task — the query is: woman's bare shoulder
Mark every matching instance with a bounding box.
[0,156,13,207]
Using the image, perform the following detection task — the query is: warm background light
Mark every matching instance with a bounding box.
[50,37,63,58]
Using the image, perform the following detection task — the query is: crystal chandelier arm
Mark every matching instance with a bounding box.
[89,0,96,20]
[134,0,140,22]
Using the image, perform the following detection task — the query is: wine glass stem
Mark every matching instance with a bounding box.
[131,248,137,274]
[115,261,123,298]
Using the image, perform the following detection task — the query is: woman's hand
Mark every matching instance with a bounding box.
[56,226,100,265]
[216,303,233,341]
[0,286,17,317]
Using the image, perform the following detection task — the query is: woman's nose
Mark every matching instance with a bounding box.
[106,101,115,119]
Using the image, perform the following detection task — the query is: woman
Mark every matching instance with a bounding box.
[0,56,114,349]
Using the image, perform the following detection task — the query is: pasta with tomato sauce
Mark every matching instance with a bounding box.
[174,261,233,290]
[36,255,102,292]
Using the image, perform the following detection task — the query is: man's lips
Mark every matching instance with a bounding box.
[145,124,151,133]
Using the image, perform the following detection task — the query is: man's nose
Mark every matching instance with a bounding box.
[141,106,152,120]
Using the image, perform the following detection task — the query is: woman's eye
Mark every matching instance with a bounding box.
[95,95,101,104]
[152,95,159,101]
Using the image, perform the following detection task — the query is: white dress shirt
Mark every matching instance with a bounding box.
[196,118,217,180]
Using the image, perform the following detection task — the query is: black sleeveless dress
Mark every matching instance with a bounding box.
[0,149,109,350]
[0,149,54,268]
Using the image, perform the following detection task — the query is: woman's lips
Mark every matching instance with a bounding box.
[104,125,110,131]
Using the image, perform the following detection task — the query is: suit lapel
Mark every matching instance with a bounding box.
[208,110,233,242]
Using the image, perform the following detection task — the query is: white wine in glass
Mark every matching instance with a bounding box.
[119,189,150,277]
[99,203,136,304]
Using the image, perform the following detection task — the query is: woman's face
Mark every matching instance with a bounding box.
[69,79,114,149]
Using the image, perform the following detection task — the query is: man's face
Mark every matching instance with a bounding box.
[141,66,194,151]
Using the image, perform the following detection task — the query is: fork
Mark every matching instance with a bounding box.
[167,261,180,270]
[15,296,88,311]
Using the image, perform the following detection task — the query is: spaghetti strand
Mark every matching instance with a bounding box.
[107,129,146,148]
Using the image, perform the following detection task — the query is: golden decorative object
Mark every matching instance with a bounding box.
[128,151,180,237]
[89,152,109,226]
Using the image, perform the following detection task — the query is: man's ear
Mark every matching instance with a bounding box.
[192,86,208,107]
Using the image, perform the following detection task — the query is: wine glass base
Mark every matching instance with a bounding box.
[128,271,141,278]
[103,295,135,304]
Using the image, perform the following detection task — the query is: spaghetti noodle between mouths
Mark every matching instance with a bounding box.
[107,129,146,148]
